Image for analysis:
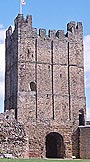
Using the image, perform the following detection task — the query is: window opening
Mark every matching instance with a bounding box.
[30,82,36,92]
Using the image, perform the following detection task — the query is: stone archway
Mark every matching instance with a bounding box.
[46,132,65,158]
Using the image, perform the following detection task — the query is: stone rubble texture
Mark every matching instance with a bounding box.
[0,110,28,158]
[0,14,88,159]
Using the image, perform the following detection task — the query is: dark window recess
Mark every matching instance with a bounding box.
[79,109,85,126]
[27,49,30,58]
[27,49,34,58]
[30,82,36,91]
[60,74,62,78]
[6,115,9,119]
[15,108,17,120]
[48,65,50,72]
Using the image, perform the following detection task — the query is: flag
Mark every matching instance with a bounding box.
[21,0,26,5]
[20,0,26,14]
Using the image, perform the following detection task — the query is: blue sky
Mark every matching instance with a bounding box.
[0,0,90,119]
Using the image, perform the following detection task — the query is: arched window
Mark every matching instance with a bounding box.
[30,82,36,92]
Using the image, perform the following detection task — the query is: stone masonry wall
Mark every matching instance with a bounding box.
[79,126,90,159]
[15,15,86,125]
[0,110,28,158]
[24,119,73,158]
[4,14,86,158]
[5,25,18,114]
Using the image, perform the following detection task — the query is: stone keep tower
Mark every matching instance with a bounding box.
[4,14,86,158]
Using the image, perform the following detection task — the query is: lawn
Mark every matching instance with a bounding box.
[0,159,90,162]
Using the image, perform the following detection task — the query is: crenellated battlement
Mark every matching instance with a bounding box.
[38,29,65,39]
[67,21,83,34]
[6,26,12,38]
[14,14,32,29]
[6,14,83,41]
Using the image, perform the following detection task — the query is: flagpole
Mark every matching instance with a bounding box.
[20,0,26,14]
[20,0,22,14]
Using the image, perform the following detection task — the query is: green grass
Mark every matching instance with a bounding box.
[0,159,90,162]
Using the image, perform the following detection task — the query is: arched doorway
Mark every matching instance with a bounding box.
[46,132,65,158]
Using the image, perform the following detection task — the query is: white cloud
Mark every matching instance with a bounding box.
[0,43,5,71]
[84,35,90,88]
[83,35,90,120]
[0,25,5,44]
[84,35,90,73]
[0,24,4,28]
[85,72,90,89]
[86,108,90,121]
[84,35,90,89]
[0,68,4,98]
[0,25,5,112]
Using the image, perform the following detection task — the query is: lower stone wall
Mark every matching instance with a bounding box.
[79,126,90,159]
[0,110,82,159]
[0,110,73,159]
[0,110,28,158]
[72,128,80,158]
[24,119,73,159]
